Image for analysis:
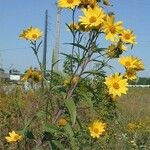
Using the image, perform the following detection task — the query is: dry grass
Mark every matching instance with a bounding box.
[117,87,150,123]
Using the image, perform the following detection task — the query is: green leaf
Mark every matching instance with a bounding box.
[65,98,77,126]
[96,47,107,52]
[51,140,65,150]
[24,130,35,139]
[36,110,46,118]
[82,93,93,110]
[43,124,59,134]
[65,43,88,52]
[64,124,79,150]
[42,132,53,141]
[61,53,79,63]
[82,70,105,77]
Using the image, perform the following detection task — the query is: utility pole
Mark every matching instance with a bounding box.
[53,7,61,71]
[43,10,48,77]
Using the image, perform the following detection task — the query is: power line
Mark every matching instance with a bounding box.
[0,47,30,51]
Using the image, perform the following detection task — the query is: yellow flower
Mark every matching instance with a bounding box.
[104,73,128,98]
[133,57,144,71]
[89,120,106,138]
[118,42,127,51]
[103,15,123,42]
[120,29,137,44]
[79,5,105,29]
[58,117,68,126]
[106,43,126,58]
[5,131,22,143]
[58,0,80,9]
[31,70,43,82]
[124,69,137,80]
[20,27,42,41]
[21,67,33,81]
[119,56,144,71]
[21,68,42,82]
[19,30,28,40]
[79,0,97,8]
[119,56,137,69]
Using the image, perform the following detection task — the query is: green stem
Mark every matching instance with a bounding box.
[71,7,76,74]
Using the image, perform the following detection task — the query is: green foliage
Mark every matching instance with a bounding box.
[65,98,77,126]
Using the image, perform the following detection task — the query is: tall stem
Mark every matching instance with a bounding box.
[70,8,76,74]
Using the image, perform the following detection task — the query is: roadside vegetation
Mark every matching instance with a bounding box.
[0,0,149,149]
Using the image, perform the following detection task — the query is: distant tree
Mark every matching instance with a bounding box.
[136,77,150,85]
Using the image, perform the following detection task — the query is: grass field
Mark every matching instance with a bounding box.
[118,87,150,123]
[0,86,149,149]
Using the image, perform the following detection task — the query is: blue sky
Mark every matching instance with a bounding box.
[0,0,150,76]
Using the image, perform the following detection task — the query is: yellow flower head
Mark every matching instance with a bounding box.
[20,27,42,41]
[89,120,106,138]
[103,15,123,42]
[133,56,144,71]
[79,5,105,29]
[21,67,33,81]
[120,29,137,44]
[119,56,144,71]
[58,117,68,126]
[118,42,127,52]
[31,70,43,82]
[104,72,128,98]
[79,0,97,8]
[21,68,42,82]
[58,0,80,9]
[119,56,137,70]
[106,42,126,58]
[5,131,22,143]
[124,69,137,80]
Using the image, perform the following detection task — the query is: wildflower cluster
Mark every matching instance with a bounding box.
[4,0,145,149]
[21,67,42,82]
[58,0,144,140]
[119,56,144,80]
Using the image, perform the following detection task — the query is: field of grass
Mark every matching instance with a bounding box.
[118,87,150,123]
[0,85,149,149]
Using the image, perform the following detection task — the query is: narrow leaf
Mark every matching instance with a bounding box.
[65,98,76,126]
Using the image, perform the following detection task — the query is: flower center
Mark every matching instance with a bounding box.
[125,61,131,67]
[93,128,99,134]
[109,25,116,33]
[32,34,38,39]
[127,70,135,77]
[124,33,130,40]
[67,0,74,4]
[113,82,120,89]
[13,135,20,141]
[89,16,97,23]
